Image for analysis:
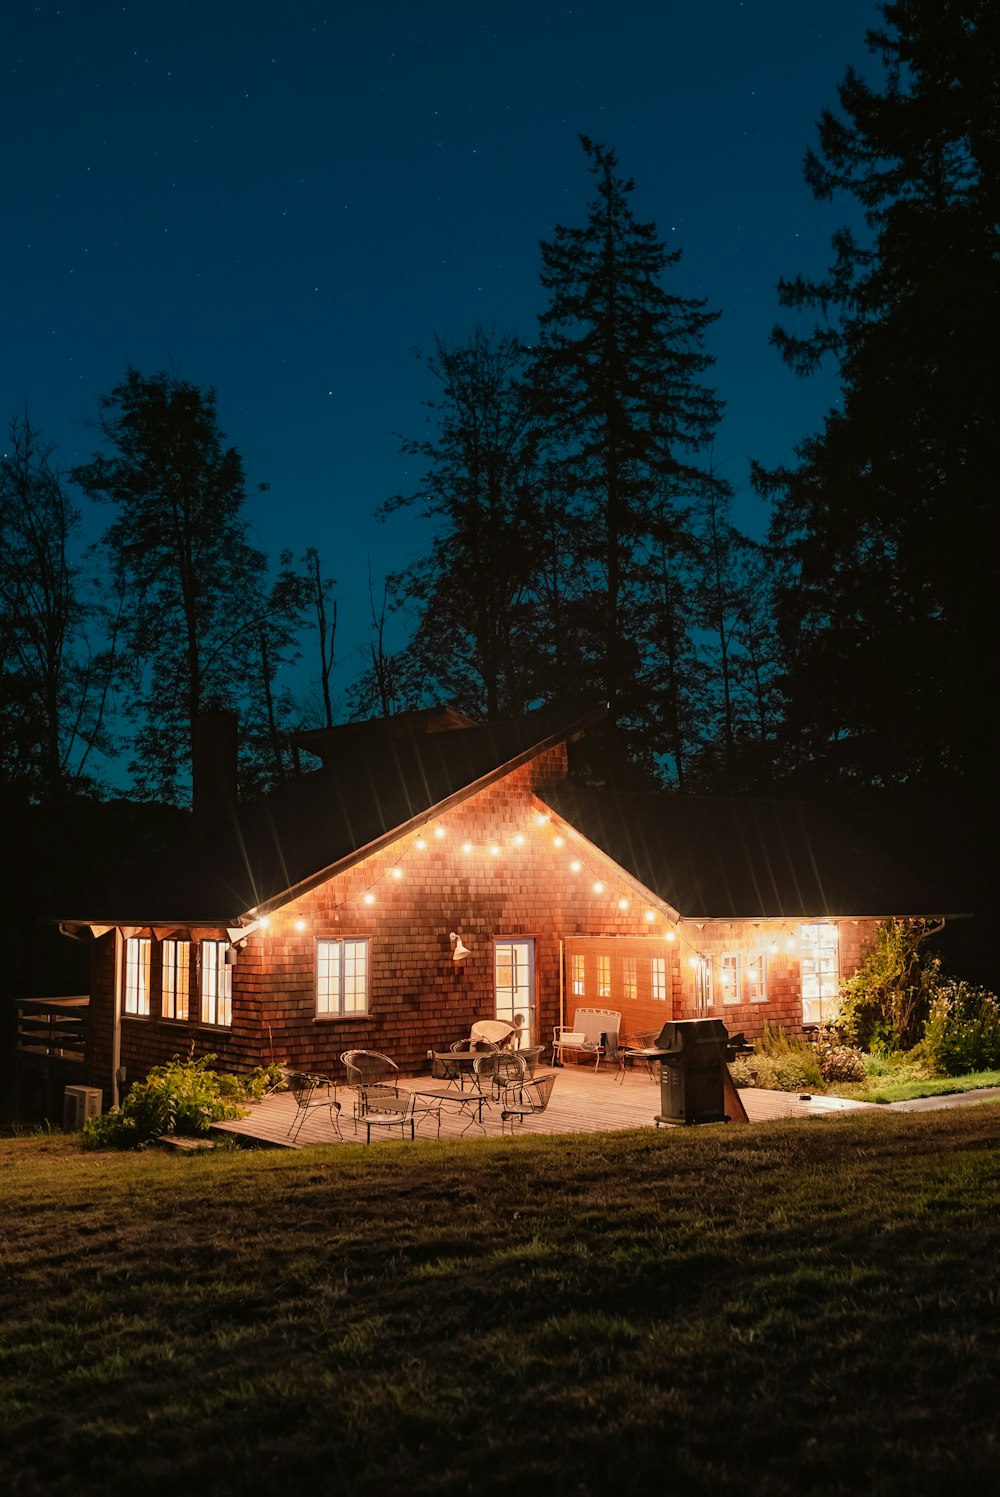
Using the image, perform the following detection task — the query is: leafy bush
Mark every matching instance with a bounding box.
[81,1054,252,1150]
[730,1025,824,1092]
[817,1043,867,1084]
[920,981,1000,1076]
[838,918,943,1052]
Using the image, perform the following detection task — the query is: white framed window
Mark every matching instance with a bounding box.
[623,956,637,1003]
[200,940,232,1027]
[719,953,741,1005]
[162,938,190,1021]
[571,952,585,998]
[651,955,667,1003]
[597,954,611,999]
[123,936,151,1017]
[746,953,767,1003]
[800,923,840,1025]
[317,938,369,1016]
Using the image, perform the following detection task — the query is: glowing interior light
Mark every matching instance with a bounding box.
[592,881,604,894]
[618,898,628,911]
[363,893,376,905]
[570,860,581,873]
[553,836,565,848]
[644,910,656,923]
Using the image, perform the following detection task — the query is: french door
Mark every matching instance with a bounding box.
[493,939,535,1047]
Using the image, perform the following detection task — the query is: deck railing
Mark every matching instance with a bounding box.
[16,996,90,1064]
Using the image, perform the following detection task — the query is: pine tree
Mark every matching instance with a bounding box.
[758,2,1000,792]
[378,329,544,720]
[532,136,730,781]
[72,369,297,802]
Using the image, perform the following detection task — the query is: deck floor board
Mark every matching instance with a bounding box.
[211,1065,873,1149]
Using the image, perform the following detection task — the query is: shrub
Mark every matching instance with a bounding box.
[837,918,943,1051]
[730,1026,824,1092]
[82,1054,251,1150]
[817,1043,867,1084]
[920,981,1000,1076]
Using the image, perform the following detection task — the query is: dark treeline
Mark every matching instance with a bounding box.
[2,3,996,838]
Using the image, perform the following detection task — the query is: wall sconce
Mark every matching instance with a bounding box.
[450,931,471,963]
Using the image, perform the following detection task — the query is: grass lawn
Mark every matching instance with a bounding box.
[831,1069,1000,1105]
[2,1106,998,1496]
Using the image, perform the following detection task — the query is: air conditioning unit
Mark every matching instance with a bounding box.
[63,1085,103,1131]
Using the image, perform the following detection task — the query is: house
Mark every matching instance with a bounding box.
[56,703,954,1108]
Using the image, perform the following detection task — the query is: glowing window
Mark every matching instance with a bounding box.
[162,939,190,1021]
[317,938,369,1016]
[719,953,740,1005]
[747,954,767,1003]
[597,955,611,999]
[200,940,232,1027]
[800,924,840,1024]
[651,956,667,1003]
[571,952,585,997]
[623,956,637,1002]
[123,936,151,1017]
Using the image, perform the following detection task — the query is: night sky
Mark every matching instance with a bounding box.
[4,0,881,690]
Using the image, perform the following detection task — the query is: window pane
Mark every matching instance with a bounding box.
[652,956,667,1002]
[162,939,190,1021]
[124,937,151,1016]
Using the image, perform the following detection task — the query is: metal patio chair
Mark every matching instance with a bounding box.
[284,1071,342,1143]
[340,1049,400,1132]
[499,1072,557,1136]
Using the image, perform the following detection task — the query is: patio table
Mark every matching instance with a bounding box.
[409,1086,490,1136]
[430,1051,487,1092]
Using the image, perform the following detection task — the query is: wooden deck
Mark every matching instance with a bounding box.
[210,1064,873,1149]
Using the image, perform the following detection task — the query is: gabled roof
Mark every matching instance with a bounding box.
[541,784,958,920]
[59,703,606,927]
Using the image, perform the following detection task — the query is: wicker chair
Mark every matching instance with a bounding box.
[284,1071,342,1143]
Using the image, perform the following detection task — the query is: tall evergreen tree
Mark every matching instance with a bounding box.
[72,369,297,802]
[758,2,1000,792]
[378,329,543,720]
[0,414,115,800]
[532,136,730,781]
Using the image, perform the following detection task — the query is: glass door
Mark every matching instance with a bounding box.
[493,939,535,1047]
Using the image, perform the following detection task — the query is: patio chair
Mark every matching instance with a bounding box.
[617,1030,661,1082]
[551,1008,621,1070]
[470,1019,516,1049]
[359,1088,442,1144]
[477,1048,525,1101]
[340,1050,400,1132]
[518,1044,544,1079]
[284,1071,342,1143]
[499,1072,557,1136]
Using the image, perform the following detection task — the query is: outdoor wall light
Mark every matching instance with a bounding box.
[450,931,471,962]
